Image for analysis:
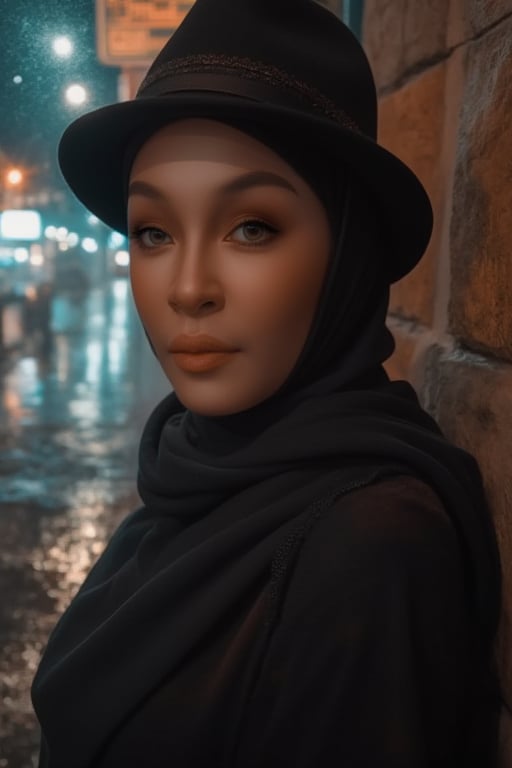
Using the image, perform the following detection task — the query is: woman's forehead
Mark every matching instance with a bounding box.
[130,118,301,179]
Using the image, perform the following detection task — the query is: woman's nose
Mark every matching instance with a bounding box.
[166,248,225,317]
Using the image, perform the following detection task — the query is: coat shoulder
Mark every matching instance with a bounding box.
[286,473,464,613]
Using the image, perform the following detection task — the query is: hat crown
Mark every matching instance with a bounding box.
[139,0,377,138]
[57,0,432,279]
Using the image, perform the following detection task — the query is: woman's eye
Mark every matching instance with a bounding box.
[229,220,278,246]
[130,227,172,248]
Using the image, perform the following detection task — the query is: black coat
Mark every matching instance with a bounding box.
[32,381,501,767]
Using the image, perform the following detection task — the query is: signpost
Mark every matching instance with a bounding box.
[95,0,359,100]
[96,0,196,67]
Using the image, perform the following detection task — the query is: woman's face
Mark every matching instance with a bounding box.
[128,118,331,416]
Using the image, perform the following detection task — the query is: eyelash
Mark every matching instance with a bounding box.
[230,219,279,247]
[129,219,279,250]
[129,226,171,249]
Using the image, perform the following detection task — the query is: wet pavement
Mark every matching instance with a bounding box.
[0,280,169,767]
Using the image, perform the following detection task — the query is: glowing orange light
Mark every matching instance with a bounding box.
[5,168,24,186]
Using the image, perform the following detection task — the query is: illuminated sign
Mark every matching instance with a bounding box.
[96,0,196,66]
[0,210,42,241]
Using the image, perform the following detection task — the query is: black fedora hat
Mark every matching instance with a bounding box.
[58,0,432,282]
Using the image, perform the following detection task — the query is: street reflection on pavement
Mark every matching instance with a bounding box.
[0,280,169,767]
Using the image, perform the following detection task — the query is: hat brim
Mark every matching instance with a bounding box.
[58,92,432,282]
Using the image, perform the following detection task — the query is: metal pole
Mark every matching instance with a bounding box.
[342,0,364,38]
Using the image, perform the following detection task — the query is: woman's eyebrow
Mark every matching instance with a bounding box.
[220,171,298,196]
[128,171,298,200]
[128,180,167,200]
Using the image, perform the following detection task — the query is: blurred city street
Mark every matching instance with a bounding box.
[0,279,169,767]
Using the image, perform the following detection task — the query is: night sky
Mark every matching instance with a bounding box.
[1,0,119,175]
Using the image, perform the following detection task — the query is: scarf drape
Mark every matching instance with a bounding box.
[31,376,500,767]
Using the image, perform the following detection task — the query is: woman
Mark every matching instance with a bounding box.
[32,0,501,765]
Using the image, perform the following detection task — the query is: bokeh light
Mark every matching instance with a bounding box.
[52,36,73,58]
[65,84,88,106]
[114,250,130,267]
[82,237,98,254]
[6,168,24,186]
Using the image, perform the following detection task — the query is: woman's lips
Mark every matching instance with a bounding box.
[169,334,239,373]
[169,334,239,354]
[172,351,238,373]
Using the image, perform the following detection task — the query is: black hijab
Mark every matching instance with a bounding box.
[32,127,501,767]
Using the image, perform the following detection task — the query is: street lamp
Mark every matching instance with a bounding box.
[65,84,88,107]
[5,167,24,187]
[3,167,24,208]
[53,36,74,58]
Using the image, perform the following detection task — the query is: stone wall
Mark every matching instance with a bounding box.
[362,1,512,762]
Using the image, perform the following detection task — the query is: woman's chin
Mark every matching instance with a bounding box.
[169,379,276,418]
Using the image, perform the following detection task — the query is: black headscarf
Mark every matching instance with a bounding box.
[32,125,501,767]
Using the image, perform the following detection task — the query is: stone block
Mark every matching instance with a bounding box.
[384,316,425,383]
[364,0,512,90]
[465,0,512,33]
[389,256,436,328]
[402,0,451,77]
[363,0,407,88]
[419,345,512,733]
[449,19,512,361]
[364,0,450,90]
[448,0,512,48]
[378,64,447,326]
